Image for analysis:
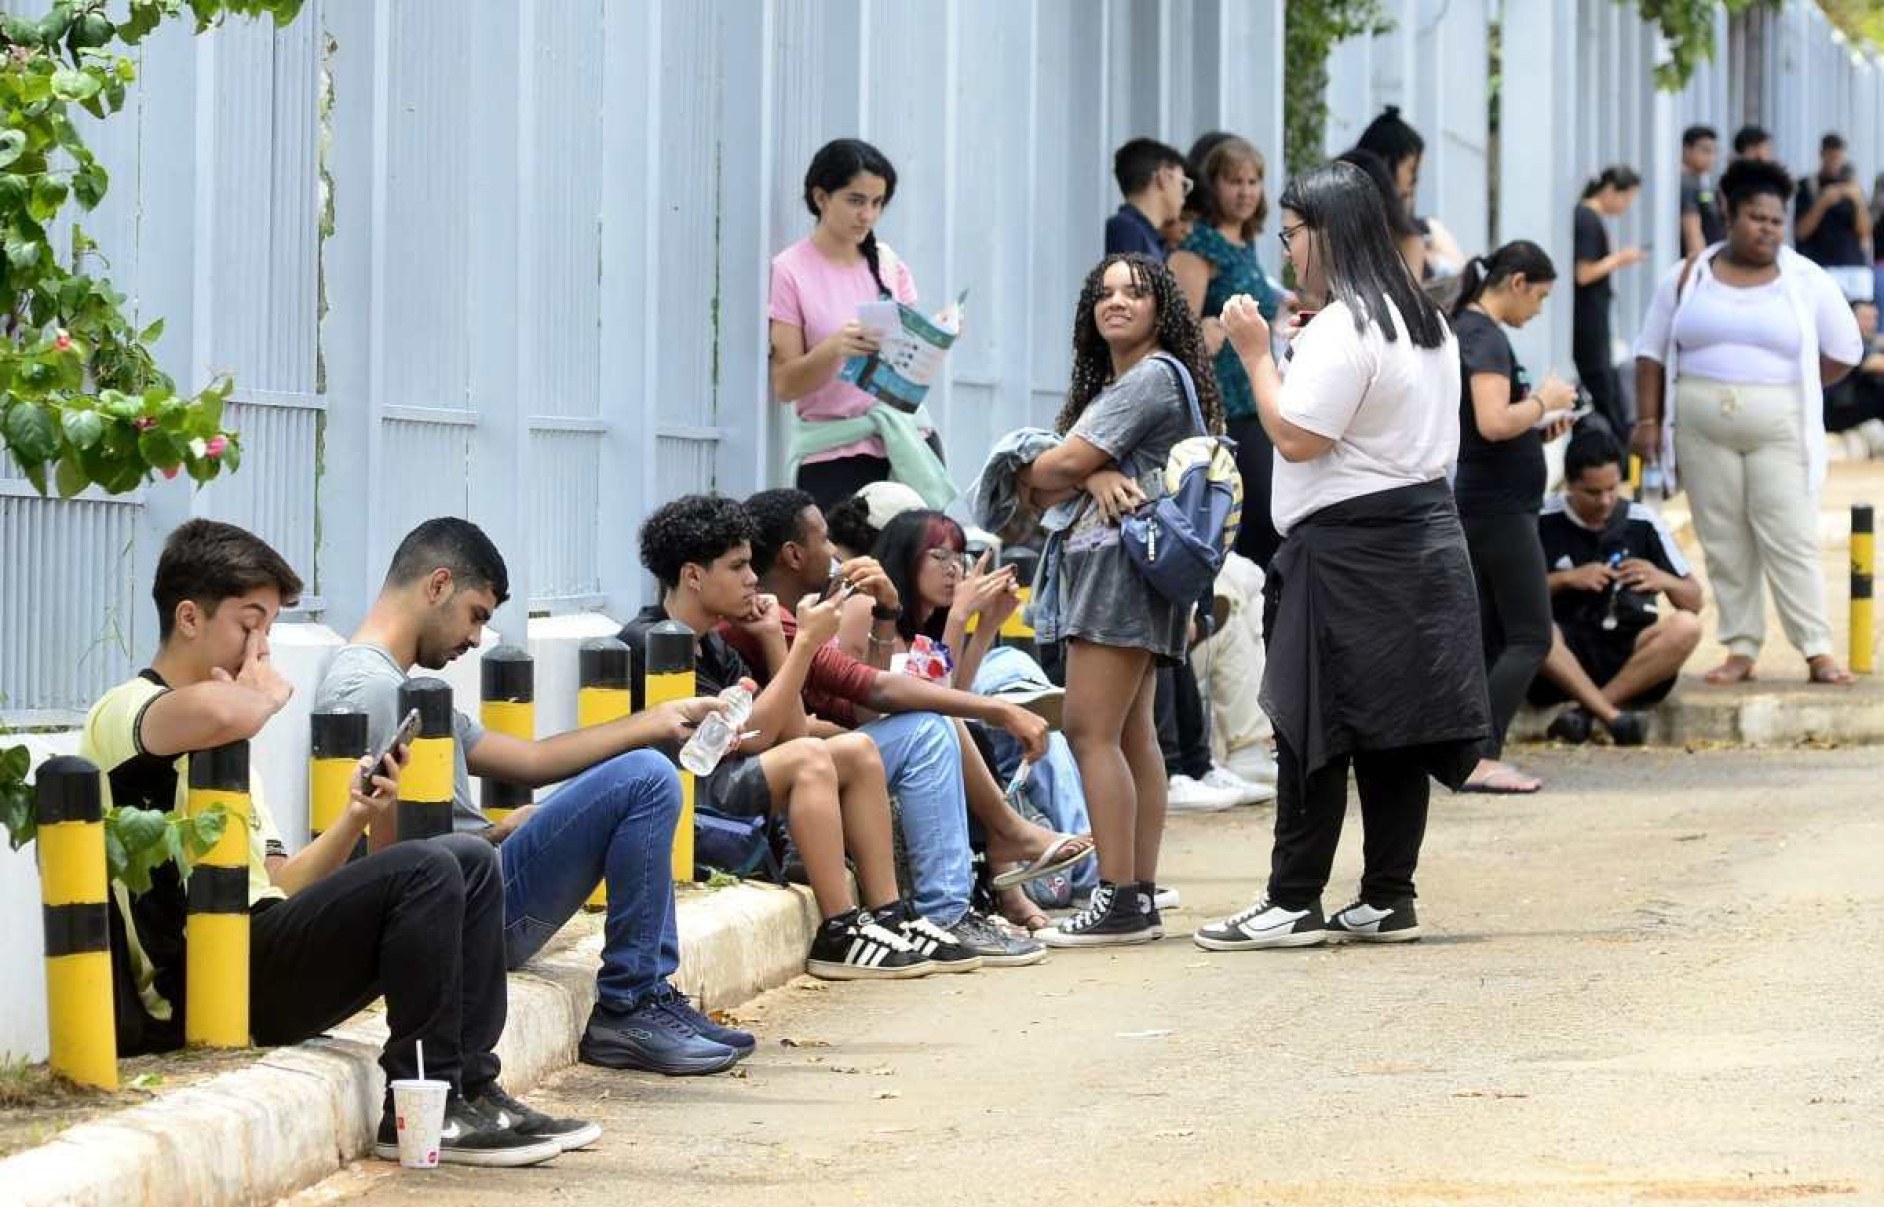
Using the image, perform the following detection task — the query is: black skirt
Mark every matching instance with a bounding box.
[1260,479,1491,790]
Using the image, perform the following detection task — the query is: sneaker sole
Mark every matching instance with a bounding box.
[577,1041,744,1076]
[1326,926,1422,944]
[537,1122,604,1151]
[1037,926,1164,948]
[804,958,936,981]
[925,956,984,974]
[1192,927,1328,951]
[373,1139,563,1168]
[1166,800,1237,813]
[975,946,1048,967]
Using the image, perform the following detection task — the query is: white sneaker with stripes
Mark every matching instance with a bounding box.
[805,909,937,981]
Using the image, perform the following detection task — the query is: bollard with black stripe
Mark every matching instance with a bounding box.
[397,677,457,842]
[186,740,251,1048]
[36,756,117,1089]
[1855,504,1875,676]
[309,710,370,859]
[479,646,534,825]
[577,637,633,909]
[645,622,697,883]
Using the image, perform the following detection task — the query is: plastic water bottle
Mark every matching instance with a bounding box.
[678,680,756,775]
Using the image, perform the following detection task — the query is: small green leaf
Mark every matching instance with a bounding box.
[5,237,44,272]
[119,2,164,44]
[22,460,49,497]
[138,318,164,344]
[0,746,28,783]
[28,174,69,221]
[0,130,26,171]
[67,12,114,50]
[137,427,182,468]
[62,406,104,451]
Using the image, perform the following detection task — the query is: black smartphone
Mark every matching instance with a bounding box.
[358,707,421,794]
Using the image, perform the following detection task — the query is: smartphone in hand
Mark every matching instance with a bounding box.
[358,708,421,794]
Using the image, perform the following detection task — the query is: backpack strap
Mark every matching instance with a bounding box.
[1674,250,1704,302]
[1149,351,1208,438]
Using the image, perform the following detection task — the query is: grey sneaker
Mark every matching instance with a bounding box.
[950,910,1047,967]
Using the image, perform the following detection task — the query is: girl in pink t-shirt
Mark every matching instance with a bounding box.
[769,139,923,509]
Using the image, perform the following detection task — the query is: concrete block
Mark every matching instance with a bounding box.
[251,622,345,851]
[528,612,624,742]
[435,625,501,810]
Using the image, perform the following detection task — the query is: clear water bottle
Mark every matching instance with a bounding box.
[678,679,756,776]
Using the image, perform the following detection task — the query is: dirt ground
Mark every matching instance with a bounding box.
[293,746,1883,1207]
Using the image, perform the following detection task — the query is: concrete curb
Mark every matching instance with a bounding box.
[1513,684,1884,746]
[2,881,818,1207]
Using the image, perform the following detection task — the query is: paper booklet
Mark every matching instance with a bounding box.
[838,291,968,414]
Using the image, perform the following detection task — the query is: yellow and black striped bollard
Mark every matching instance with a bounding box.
[186,740,251,1048]
[645,621,697,884]
[1854,504,1874,675]
[577,638,633,909]
[398,678,456,841]
[479,646,534,826]
[309,710,369,859]
[36,756,116,1089]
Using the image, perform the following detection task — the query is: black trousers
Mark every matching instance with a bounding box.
[1574,336,1629,437]
[796,453,891,513]
[1267,737,1430,910]
[1155,662,1212,780]
[1227,416,1282,569]
[250,834,506,1093]
[1461,509,1554,757]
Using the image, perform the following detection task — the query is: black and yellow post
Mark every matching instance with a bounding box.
[36,756,116,1089]
[479,646,534,825]
[577,638,633,908]
[186,741,251,1048]
[997,545,1039,655]
[309,710,369,859]
[398,678,456,841]
[645,621,697,883]
[1854,504,1875,675]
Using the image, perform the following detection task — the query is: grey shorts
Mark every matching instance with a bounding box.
[700,754,772,819]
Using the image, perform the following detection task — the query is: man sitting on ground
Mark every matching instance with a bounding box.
[1529,430,1704,744]
[316,518,752,1077]
[82,519,581,1168]
[623,494,978,979]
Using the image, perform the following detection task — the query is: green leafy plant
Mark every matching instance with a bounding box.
[0,0,300,887]
[1283,0,1394,179]
[1631,0,1783,90]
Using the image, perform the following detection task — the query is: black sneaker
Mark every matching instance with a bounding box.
[883,903,983,974]
[1545,707,1593,745]
[1606,711,1647,747]
[1326,899,1422,943]
[1037,881,1162,948]
[467,1083,602,1152]
[1193,897,1327,951]
[374,1089,562,1168]
[949,909,1047,967]
[579,995,743,1075]
[805,908,936,980]
[652,983,756,1056]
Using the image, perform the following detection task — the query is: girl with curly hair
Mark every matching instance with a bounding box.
[1017,252,1223,947]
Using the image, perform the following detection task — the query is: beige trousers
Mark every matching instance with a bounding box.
[1674,376,1832,660]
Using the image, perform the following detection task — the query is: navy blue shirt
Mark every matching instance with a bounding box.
[1104,204,1166,262]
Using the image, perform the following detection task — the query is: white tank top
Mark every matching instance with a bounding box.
[1672,275,1801,385]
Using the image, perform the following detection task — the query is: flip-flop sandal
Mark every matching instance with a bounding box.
[995,892,1050,933]
[1704,659,1757,685]
[991,833,1095,890]
[1458,768,1543,795]
[1808,662,1856,685]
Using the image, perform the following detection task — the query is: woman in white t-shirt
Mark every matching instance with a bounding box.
[1195,161,1490,953]
[1633,158,1864,686]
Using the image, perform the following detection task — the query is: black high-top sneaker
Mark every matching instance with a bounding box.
[879,900,983,974]
[804,908,937,980]
[1037,881,1163,948]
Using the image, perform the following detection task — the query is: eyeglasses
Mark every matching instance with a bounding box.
[924,547,972,574]
[1278,222,1307,251]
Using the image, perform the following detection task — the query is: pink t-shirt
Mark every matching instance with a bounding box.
[768,237,920,464]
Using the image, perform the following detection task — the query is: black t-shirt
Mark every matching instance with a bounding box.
[1453,308,1544,515]
[1796,174,1868,268]
[1572,205,1611,350]
[1680,172,1727,247]
[1538,496,1690,644]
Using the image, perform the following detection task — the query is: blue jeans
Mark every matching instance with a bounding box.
[498,749,683,1010]
[862,711,973,927]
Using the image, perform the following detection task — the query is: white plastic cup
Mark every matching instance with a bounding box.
[389,1078,450,1169]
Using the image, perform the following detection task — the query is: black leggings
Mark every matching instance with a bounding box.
[1461,510,1553,758]
[1155,662,1211,780]
[250,834,506,1093]
[1228,416,1281,569]
[796,453,891,513]
[1267,737,1430,910]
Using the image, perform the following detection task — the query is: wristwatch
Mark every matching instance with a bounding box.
[871,604,903,622]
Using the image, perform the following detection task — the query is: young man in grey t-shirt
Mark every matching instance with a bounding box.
[315,518,752,1079]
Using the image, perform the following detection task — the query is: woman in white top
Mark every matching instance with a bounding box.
[1633,158,1864,686]
[1194,162,1490,953]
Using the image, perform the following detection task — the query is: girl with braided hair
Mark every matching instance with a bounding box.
[770,139,942,510]
[1020,253,1222,947]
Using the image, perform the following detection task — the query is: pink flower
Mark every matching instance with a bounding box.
[133,417,157,431]
[204,435,228,458]
[161,464,180,480]
[54,333,72,352]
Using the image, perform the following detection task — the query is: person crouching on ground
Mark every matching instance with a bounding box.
[1528,428,1704,744]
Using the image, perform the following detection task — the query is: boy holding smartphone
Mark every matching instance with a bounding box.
[80,520,574,1167]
